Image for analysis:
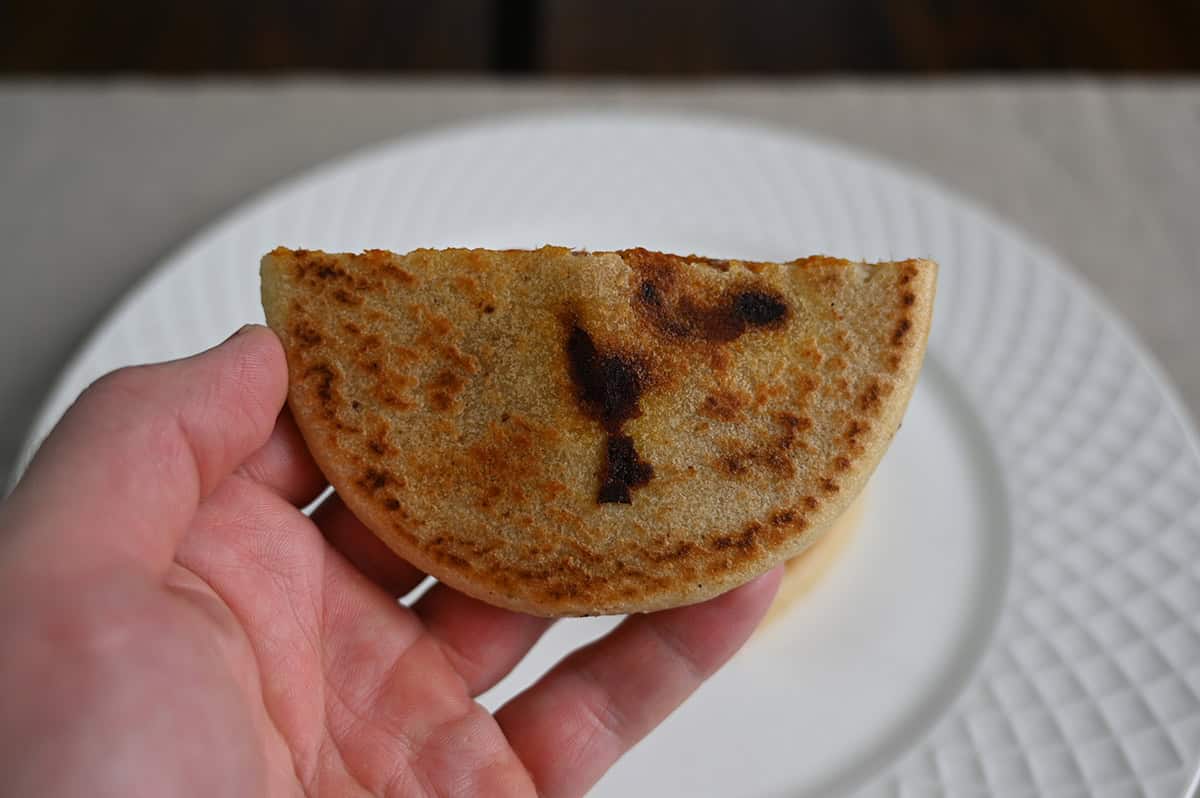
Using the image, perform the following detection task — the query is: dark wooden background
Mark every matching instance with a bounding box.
[2,0,1197,74]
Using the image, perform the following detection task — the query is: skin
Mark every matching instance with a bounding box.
[0,325,781,798]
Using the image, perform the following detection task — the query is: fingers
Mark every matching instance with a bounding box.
[235,406,327,506]
[312,493,426,597]
[414,585,555,696]
[495,568,782,798]
[3,326,287,577]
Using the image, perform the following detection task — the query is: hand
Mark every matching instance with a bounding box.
[0,326,780,798]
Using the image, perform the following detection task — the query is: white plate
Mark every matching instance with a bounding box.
[14,113,1200,797]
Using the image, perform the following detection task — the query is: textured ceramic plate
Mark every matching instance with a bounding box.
[14,114,1200,797]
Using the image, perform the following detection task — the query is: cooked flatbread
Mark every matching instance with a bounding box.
[261,246,935,616]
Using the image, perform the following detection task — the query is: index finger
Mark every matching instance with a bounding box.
[1,326,287,578]
[494,567,782,798]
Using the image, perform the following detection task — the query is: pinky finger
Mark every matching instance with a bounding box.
[494,568,782,798]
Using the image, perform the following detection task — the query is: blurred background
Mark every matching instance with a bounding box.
[3,0,1198,75]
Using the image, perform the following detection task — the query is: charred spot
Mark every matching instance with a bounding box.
[902,291,916,307]
[634,282,791,343]
[382,497,401,511]
[316,265,339,280]
[893,318,912,344]
[305,364,335,403]
[482,304,496,314]
[820,478,840,495]
[598,435,654,504]
[833,456,852,472]
[639,281,663,306]
[357,468,390,492]
[565,323,647,431]
[732,291,788,326]
[771,509,796,526]
[367,438,388,455]
[333,288,362,306]
[803,495,820,510]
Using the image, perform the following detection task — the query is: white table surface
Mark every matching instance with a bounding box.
[1,78,1197,480]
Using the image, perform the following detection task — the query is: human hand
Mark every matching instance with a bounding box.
[0,326,780,797]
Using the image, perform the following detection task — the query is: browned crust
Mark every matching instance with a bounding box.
[261,246,936,616]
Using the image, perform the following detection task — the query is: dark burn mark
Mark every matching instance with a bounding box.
[598,435,654,504]
[893,318,912,344]
[306,364,335,403]
[357,468,389,492]
[564,321,654,503]
[635,280,790,343]
[640,281,663,306]
[566,324,646,431]
[732,291,788,326]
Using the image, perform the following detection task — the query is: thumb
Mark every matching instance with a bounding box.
[2,325,288,578]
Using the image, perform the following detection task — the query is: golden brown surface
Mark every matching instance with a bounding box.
[261,246,935,616]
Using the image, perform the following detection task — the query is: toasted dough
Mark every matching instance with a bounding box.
[261,246,935,616]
